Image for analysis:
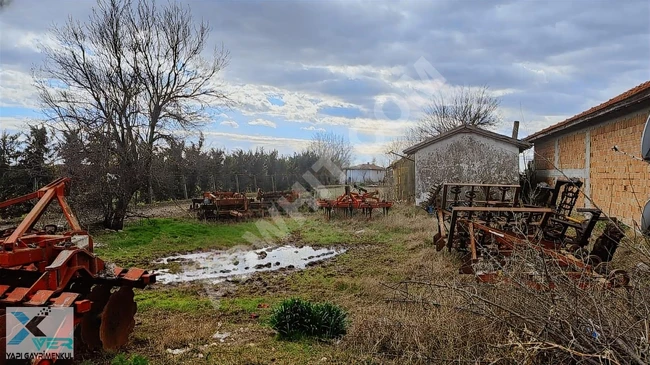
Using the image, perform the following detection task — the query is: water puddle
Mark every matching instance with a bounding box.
[153,245,346,284]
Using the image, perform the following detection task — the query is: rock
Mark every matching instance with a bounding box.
[166,347,190,355]
[212,332,231,342]
[254,262,272,269]
[257,251,268,259]
[274,262,280,266]
[219,269,232,274]
[287,265,295,270]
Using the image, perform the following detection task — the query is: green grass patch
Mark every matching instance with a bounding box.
[219,297,274,316]
[94,218,291,265]
[135,287,214,314]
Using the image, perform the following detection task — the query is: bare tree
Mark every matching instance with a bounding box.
[36,0,230,230]
[407,85,502,143]
[307,131,354,168]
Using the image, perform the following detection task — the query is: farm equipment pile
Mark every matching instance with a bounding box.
[191,189,301,220]
[316,185,393,218]
[0,178,155,364]
[432,179,630,290]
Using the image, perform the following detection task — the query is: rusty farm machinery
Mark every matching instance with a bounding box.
[316,185,394,219]
[430,179,630,290]
[0,178,155,364]
[190,189,300,220]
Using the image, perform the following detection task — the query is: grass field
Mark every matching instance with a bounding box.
[81,205,649,365]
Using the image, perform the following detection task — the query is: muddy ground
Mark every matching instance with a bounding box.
[81,204,645,365]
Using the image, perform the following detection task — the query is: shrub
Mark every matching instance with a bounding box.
[269,298,348,340]
[111,354,149,365]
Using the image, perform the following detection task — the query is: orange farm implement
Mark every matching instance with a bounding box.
[316,185,393,218]
[0,178,156,364]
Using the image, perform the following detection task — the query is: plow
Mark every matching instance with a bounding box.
[316,185,393,219]
[0,178,155,364]
[431,179,630,290]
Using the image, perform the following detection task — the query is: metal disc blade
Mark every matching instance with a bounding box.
[0,308,5,365]
[99,287,137,351]
[80,284,112,349]
[642,199,650,234]
[642,113,650,161]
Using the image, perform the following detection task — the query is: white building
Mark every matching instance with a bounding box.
[402,124,530,205]
[341,163,386,184]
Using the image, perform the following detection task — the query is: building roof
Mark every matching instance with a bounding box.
[402,124,531,155]
[345,163,385,171]
[524,80,650,142]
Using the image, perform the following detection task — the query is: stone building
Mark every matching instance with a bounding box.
[403,124,530,205]
[524,80,650,227]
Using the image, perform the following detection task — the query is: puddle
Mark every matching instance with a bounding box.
[153,245,346,284]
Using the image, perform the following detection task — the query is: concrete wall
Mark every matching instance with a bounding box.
[342,169,386,184]
[533,107,650,226]
[413,133,521,205]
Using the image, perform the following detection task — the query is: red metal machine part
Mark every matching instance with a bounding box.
[317,185,393,218]
[0,178,155,364]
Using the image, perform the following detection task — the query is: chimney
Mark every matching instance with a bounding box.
[511,120,520,139]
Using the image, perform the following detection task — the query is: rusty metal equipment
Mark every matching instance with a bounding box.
[0,178,156,364]
[316,185,393,218]
[433,180,628,290]
[191,189,302,220]
[191,191,252,219]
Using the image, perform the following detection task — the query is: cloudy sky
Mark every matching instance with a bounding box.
[1,0,649,165]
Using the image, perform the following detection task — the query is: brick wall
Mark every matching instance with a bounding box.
[534,139,555,170]
[589,110,650,226]
[558,132,586,170]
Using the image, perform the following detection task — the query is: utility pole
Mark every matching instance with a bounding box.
[235,174,240,193]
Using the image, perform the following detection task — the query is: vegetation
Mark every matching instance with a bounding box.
[269,298,348,341]
[110,354,149,365]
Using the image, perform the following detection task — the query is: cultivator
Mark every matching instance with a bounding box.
[191,189,301,220]
[0,178,155,364]
[432,179,629,290]
[316,185,393,218]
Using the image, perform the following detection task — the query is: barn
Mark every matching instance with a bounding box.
[403,124,530,205]
[523,80,650,227]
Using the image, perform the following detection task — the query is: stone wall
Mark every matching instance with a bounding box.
[414,133,521,205]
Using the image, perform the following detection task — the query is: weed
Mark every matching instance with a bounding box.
[269,298,348,340]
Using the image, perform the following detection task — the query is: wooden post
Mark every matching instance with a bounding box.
[235,175,240,193]
[182,176,188,200]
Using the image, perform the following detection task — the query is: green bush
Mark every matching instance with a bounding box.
[269,298,348,340]
[111,354,149,365]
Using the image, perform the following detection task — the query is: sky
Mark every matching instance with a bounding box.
[1,0,649,166]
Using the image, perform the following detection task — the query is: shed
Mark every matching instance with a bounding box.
[403,124,531,205]
[342,163,386,184]
[523,80,650,226]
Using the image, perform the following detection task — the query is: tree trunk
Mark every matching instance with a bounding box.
[109,197,129,231]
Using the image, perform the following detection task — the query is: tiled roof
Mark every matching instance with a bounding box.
[524,80,650,142]
[402,124,531,155]
[345,163,385,171]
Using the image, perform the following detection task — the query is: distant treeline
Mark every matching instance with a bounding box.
[0,127,341,220]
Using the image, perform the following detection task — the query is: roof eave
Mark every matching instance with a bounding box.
[524,90,650,143]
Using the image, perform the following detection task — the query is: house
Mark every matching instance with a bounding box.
[341,163,386,184]
[403,123,530,205]
[523,80,650,227]
[386,157,415,202]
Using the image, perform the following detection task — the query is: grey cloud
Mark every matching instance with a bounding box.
[1,0,649,136]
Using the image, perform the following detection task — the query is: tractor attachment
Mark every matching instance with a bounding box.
[316,185,393,219]
[0,178,156,364]
[432,180,628,290]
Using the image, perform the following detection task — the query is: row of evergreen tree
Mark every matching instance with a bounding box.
[0,126,341,219]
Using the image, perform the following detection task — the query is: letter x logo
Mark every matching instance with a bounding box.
[8,308,51,345]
